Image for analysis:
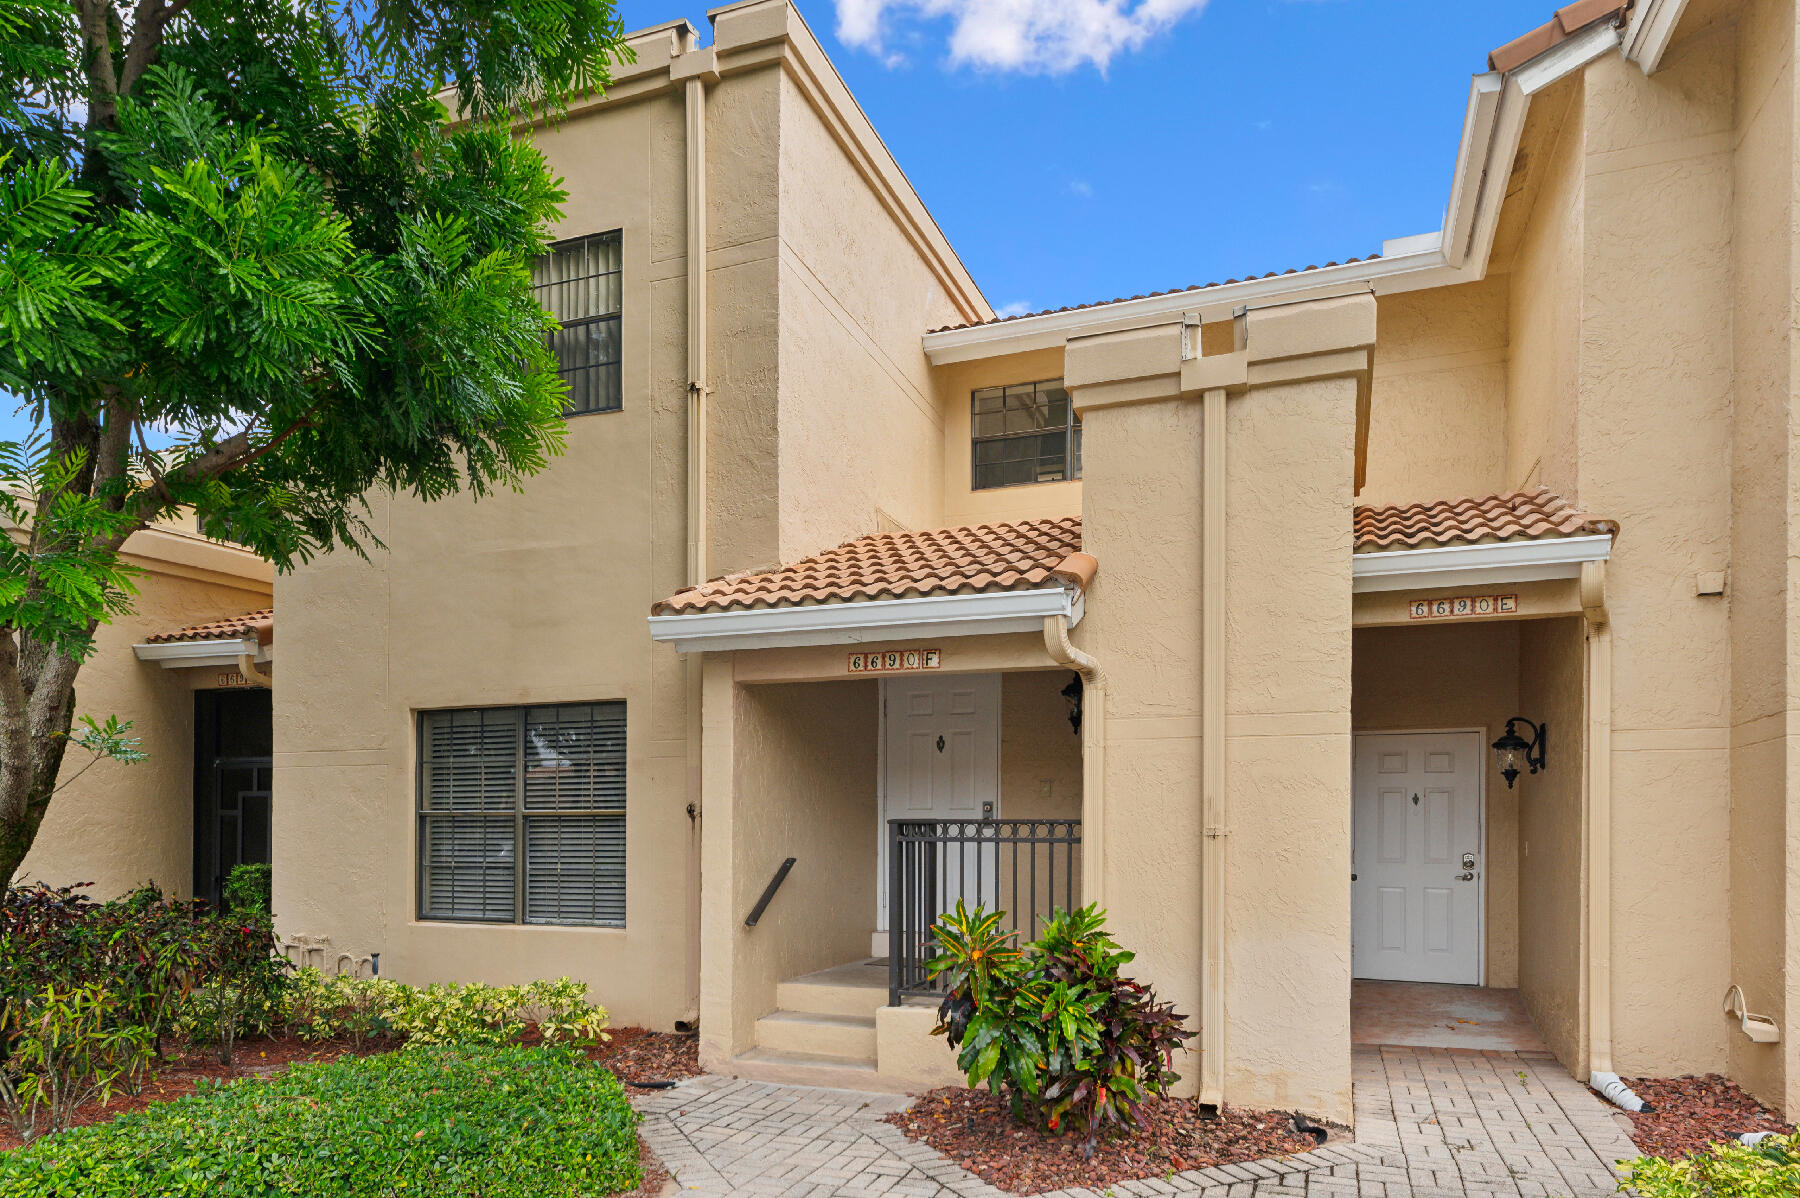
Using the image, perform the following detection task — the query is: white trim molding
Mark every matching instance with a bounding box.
[133,638,269,670]
[1623,0,1691,75]
[648,587,1084,653]
[1352,534,1613,594]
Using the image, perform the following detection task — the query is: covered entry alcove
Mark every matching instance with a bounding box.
[648,518,1102,1090]
[1350,488,1617,1073]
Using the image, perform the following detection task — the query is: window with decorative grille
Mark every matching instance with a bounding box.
[417,702,625,926]
[532,231,622,415]
[971,378,1081,490]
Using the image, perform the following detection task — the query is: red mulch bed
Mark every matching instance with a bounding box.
[1621,1074,1795,1159]
[886,1087,1321,1195]
[585,1026,703,1088]
[0,1034,369,1151]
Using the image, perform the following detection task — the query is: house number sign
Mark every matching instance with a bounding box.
[847,648,941,674]
[1408,594,1518,620]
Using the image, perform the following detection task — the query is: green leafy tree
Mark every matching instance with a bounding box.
[0,0,627,884]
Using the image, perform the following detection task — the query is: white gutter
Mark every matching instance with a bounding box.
[922,20,1621,366]
[1623,0,1690,75]
[1352,534,1613,593]
[133,638,270,670]
[647,587,1084,653]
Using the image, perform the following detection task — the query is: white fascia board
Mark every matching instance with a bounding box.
[1352,534,1612,594]
[1623,0,1689,74]
[133,638,267,669]
[647,587,1081,654]
[921,22,1624,369]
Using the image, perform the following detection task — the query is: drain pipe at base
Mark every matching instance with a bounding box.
[1580,562,1649,1114]
[1043,611,1104,909]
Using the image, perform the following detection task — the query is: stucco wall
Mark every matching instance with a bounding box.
[1727,0,1799,1111]
[775,70,957,553]
[1515,617,1586,1072]
[1000,669,1083,821]
[1361,279,1510,508]
[1352,622,1521,988]
[1075,391,1205,1097]
[1506,79,1584,499]
[1576,34,1737,1082]
[273,68,716,1028]
[19,533,273,900]
[726,679,878,1051]
[1221,376,1357,1122]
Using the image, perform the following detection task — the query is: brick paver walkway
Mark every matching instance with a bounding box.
[634,1046,1640,1198]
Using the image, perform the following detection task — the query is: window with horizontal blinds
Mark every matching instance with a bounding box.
[532,231,622,416]
[417,703,626,927]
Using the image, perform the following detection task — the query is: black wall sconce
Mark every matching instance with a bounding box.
[1061,673,1083,735]
[1491,718,1547,789]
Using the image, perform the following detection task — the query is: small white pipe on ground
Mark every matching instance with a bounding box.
[1589,1070,1651,1113]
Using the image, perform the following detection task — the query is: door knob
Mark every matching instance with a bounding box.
[1457,871,1475,881]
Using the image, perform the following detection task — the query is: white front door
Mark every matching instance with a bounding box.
[1352,732,1484,984]
[879,673,1001,929]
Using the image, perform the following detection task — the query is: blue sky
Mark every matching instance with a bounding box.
[619,0,1555,318]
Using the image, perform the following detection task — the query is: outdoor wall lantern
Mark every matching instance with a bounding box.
[1061,674,1083,735]
[1491,718,1547,789]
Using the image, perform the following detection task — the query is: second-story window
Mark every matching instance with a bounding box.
[971,378,1081,490]
[533,231,622,415]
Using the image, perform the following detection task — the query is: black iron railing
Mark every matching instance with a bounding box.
[745,857,796,927]
[887,819,1081,1006]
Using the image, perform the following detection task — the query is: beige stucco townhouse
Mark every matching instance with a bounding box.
[34,0,1800,1129]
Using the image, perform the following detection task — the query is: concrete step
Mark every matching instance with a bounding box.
[753,1009,877,1062]
[776,967,888,1020]
[730,1046,915,1094]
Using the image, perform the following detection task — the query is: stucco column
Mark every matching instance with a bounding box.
[697,652,737,1071]
[1068,294,1374,1122]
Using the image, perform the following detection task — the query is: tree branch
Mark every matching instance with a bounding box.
[73,0,121,129]
[119,0,192,98]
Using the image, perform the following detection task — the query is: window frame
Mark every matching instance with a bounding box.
[534,229,624,418]
[969,377,1082,491]
[415,701,627,929]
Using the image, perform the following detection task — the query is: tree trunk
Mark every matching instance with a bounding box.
[0,651,77,889]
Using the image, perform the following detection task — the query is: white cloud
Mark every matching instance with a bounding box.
[994,300,1036,318]
[834,0,1211,73]
[1066,178,1093,198]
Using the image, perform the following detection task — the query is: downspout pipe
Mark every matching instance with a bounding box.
[1043,607,1104,909]
[237,617,273,689]
[1580,560,1646,1113]
[1198,384,1227,1110]
[674,34,718,1036]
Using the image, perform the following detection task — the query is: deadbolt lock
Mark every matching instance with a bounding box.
[1461,852,1477,870]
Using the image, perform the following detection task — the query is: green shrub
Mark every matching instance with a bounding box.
[221,864,272,915]
[279,969,609,1049]
[0,984,153,1142]
[0,1045,642,1197]
[1619,1132,1800,1198]
[928,902,1194,1157]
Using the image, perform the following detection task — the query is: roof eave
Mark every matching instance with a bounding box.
[647,586,1082,654]
[133,637,271,669]
[1352,533,1613,594]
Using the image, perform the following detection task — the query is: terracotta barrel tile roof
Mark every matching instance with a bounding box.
[654,517,1087,616]
[1488,1,1629,73]
[1354,487,1616,554]
[145,609,274,644]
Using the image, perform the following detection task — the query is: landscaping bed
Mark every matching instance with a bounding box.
[0,1034,365,1151]
[584,1026,702,1087]
[0,1044,641,1197]
[1622,1074,1796,1159]
[886,1087,1318,1196]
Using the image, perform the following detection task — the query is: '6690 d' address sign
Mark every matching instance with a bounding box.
[848,648,941,674]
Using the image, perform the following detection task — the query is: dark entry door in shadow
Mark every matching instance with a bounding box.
[193,688,273,907]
